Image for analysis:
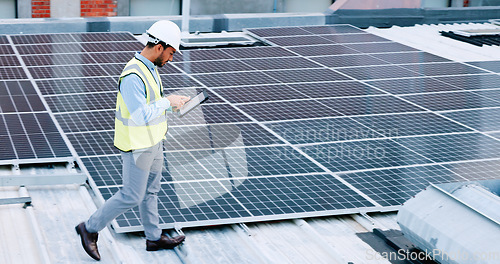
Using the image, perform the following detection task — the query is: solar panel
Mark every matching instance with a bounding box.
[339,164,465,206]
[466,61,500,73]
[310,54,389,68]
[0,55,21,66]
[0,67,28,79]
[6,27,499,232]
[301,139,433,172]
[433,74,500,90]
[366,77,462,94]
[401,91,500,111]
[353,112,473,137]
[442,108,500,132]
[0,113,72,160]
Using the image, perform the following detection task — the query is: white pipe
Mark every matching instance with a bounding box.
[182,0,191,35]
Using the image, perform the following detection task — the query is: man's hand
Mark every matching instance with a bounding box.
[166,94,190,112]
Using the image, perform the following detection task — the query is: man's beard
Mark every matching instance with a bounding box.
[153,56,165,67]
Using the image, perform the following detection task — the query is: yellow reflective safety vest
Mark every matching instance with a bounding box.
[114,57,168,152]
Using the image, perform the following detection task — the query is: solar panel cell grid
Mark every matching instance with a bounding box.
[366,77,463,94]
[310,54,388,68]
[401,91,500,111]
[29,64,108,79]
[442,108,500,132]
[321,33,390,44]
[0,55,20,66]
[288,81,384,98]
[264,35,333,46]
[0,45,15,55]
[339,165,465,206]
[55,110,115,133]
[17,43,84,55]
[7,28,498,231]
[395,133,500,163]
[237,99,343,122]
[324,95,425,116]
[433,74,500,90]
[23,53,95,66]
[301,139,433,172]
[353,112,472,137]
[0,67,28,79]
[36,77,118,95]
[11,34,77,44]
[466,61,500,73]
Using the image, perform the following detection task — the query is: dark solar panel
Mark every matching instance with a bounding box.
[81,41,143,52]
[45,92,116,113]
[465,61,500,73]
[324,95,425,116]
[55,110,115,133]
[17,43,84,55]
[336,65,424,80]
[247,27,312,37]
[366,77,463,94]
[301,25,365,34]
[221,46,297,59]
[400,62,488,76]
[345,42,418,53]
[321,34,390,44]
[0,113,71,160]
[0,35,9,44]
[265,35,333,46]
[372,52,451,64]
[442,108,500,132]
[310,54,388,68]
[401,91,500,111]
[28,64,107,79]
[193,71,280,87]
[8,28,498,231]
[11,33,77,44]
[23,53,95,66]
[353,112,473,137]
[213,84,309,103]
[0,67,28,79]
[288,81,384,98]
[0,45,15,55]
[241,57,321,70]
[71,32,137,42]
[395,133,500,163]
[433,74,500,90]
[263,68,351,83]
[266,117,381,144]
[288,44,360,56]
[36,77,118,95]
[237,99,343,121]
[339,165,464,206]
[0,55,21,66]
[301,139,432,172]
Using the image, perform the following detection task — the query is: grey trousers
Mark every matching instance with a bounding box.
[86,140,164,241]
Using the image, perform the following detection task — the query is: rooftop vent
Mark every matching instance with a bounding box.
[440,27,500,46]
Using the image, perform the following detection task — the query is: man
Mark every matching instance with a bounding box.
[76,20,189,261]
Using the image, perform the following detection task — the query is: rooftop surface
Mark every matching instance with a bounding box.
[1,20,500,263]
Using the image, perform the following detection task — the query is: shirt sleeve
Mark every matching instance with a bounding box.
[119,74,171,126]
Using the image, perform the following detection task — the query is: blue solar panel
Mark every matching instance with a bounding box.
[8,27,500,233]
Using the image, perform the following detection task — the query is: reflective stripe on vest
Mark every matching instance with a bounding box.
[114,57,168,151]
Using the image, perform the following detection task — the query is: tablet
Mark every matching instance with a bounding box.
[178,90,209,117]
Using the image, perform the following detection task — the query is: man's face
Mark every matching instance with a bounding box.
[154,46,176,67]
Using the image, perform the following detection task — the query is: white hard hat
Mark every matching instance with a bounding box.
[146,20,182,53]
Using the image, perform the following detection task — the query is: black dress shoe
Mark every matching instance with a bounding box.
[75,222,101,261]
[146,234,185,251]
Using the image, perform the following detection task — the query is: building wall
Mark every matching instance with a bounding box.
[81,0,117,17]
[32,0,50,18]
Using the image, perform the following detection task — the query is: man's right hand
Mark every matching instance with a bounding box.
[166,94,190,112]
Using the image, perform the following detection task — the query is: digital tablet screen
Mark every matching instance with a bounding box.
[178,90,209,117]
